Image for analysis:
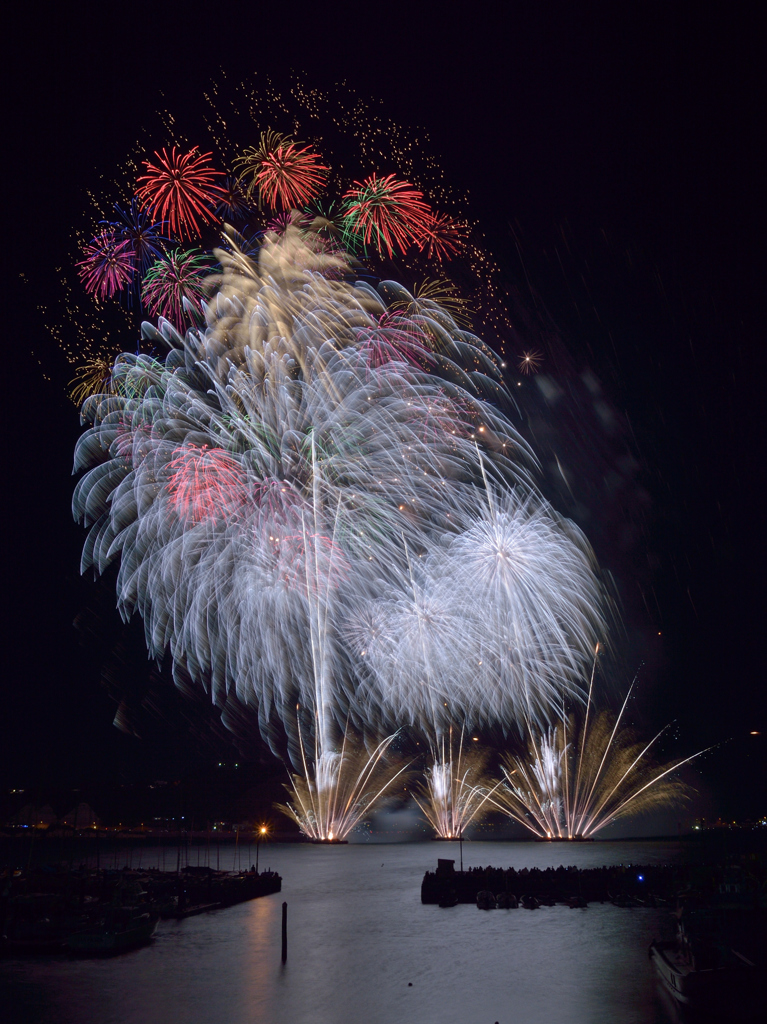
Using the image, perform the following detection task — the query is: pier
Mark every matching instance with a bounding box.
[0,865,282,951]
[422,857,767,907]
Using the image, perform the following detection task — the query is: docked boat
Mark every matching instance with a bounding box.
[649,938,755,1010]
[476,890,496,910]
[66,908,157,955]
[565,895,588,908]
[521,895,540,910]
[495,892,518,909]
[649,906,759,1014]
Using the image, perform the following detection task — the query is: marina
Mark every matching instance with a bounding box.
[4,839,764,1023]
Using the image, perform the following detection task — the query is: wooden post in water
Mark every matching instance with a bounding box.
[281,901,288,962]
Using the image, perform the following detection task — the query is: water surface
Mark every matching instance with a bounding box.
[2,840,683,1024]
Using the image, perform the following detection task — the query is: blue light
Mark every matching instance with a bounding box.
[638,875,644,882]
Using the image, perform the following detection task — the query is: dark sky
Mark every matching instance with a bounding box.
[3,2,764,818]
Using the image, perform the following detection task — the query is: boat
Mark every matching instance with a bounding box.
[1,893,86,952]
[476,890,496,910]
[495,892,518,909]
[66,908,158,954]
[649,906,760,1014]
[565,895,588,908]
[521,895,540,910]
[438,893,459,908]
[649,939,756,1010]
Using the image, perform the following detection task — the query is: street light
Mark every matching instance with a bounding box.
[256,825,268,874]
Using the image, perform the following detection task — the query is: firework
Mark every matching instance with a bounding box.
[234,131,328,210]
[68,356,117,406]
[136,147,225,239]
[518,350,543,375]
[166,445,248,524]
[141,248,212,324]
[491,671,702,838]
[77,229,135,300]
[277,727,410,841]
[412,730,502,838]
[107,199,175,275]
[354,312,432,368]
[341,174,434,258]
[345,484,603,837]
[350,486,604,733]
[215,175,253,224]
[435,486,605,727]
[73,226,529,771]
[417,213,467,262]
[393,279,473,330]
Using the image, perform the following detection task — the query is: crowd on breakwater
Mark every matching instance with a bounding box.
[421,857,767,906]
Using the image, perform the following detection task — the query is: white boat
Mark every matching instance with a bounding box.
[649,910,758,1015]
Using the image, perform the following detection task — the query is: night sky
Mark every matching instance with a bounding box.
[3,3,764,821]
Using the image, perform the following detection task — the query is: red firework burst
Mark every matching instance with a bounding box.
[417,212,467,262]
[77,229,135,299]
[341,174,434,258]
[167,446,246,524]
[235,133,328,210]
[136,147,225,239]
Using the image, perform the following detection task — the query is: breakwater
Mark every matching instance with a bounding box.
[421,857,765,906]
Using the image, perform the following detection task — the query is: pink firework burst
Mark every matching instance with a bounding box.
[274,531,350,594]
[251,480,308,523]
[136,147,225,239]
[141,249,212,324]
[77,229,135,299]
[341,174,434,258]
[417,212,467,262]
[167,446,247,524]
[356,313,431,368]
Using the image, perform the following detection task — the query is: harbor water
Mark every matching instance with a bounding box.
[2,839,686,1024]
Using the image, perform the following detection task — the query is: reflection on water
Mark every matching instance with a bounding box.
[2,841,683,1024]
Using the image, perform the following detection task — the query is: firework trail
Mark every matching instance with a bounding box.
[491,669,704,838]
[412,729,503,838]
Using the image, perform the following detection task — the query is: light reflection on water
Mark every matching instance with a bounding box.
[2,840,682,1024]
